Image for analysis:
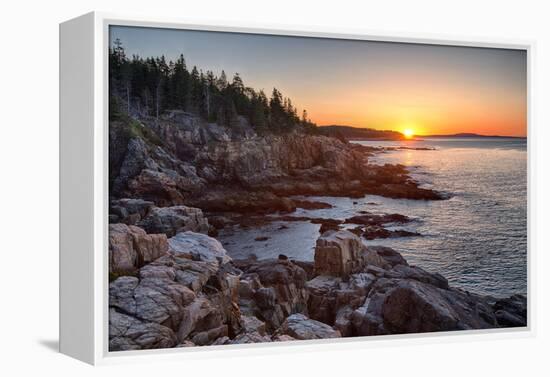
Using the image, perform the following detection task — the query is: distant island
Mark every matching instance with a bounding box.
[318,125,405,140]
[318,126,526,141]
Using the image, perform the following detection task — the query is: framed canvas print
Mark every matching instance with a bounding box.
[59,12,532,365]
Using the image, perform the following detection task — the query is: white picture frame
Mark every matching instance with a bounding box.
[59,11,534,365]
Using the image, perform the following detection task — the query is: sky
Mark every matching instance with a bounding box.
[110,26,527,137]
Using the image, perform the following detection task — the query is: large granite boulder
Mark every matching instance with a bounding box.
[351,278,498,336]
[275,314,341,340]
[140,254,219,293]
[109,223,168,275]
[314,230,366,277]
[314,231,392,276]
[109,276,196,329]
[368,246,409,267]
[390,264,449,290]
[126,169,186,207]
[168,231,232,265]
[138,205,210,237]
[109,308,177,351]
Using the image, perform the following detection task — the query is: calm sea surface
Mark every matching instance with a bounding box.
[219,137,527,297]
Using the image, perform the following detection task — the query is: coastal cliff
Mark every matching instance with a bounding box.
[110,111,442,213]
[108,112,526,350]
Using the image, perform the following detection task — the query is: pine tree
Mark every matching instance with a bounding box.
[217,70,228,90]
[205,70,217,121]
[108,45,317,132]
[190,66,202,114]
[302,109,308,124]
[269,88,285,132]
[172,54,191,110]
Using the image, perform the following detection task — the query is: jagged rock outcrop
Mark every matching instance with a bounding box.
[192,134,366,188]
[109,113,444,214]
[314,230,364,277]
[125,169,187,207]
[306,272,377,326]
[305,231,525,337]
[234,257,309,331]
[314,230,386,277]
[137,205,210,237]
[109,223,168,275]
[176,297,227,344]
[109,118,206,206]
[109,198,154,225]
[109,229,243,350]
[108,222,526,351]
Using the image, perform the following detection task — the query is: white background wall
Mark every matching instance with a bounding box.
[0,0,548,375]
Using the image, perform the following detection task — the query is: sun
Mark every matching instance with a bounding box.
[403,129,414,139]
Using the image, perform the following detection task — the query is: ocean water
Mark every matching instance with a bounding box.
[219,137,527,298]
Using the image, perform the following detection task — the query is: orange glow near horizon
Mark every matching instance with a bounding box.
[275,47,527,137]
[298,74,527,137]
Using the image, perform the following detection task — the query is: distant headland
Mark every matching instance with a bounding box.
[318,125,405,141]
[318,125,526,141]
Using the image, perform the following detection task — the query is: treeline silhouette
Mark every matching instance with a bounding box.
[109,39,317,134]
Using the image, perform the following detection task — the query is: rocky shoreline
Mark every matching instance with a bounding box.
[108,111,526,351]
[109,224,526,350]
